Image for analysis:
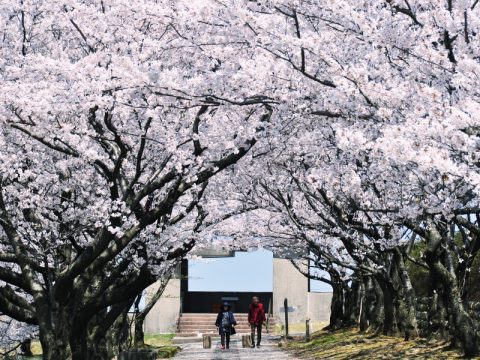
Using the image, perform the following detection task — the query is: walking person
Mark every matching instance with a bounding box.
[248,296,266,348]
[215,302,237,349]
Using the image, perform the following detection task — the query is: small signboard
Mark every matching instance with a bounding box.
[280,306,296,312]
[221,296,240,301]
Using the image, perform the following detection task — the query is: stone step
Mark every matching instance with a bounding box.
[180,315,250,318]
[172,334,244,344]
[180,313,249,317]
[177,323,274,326]
[178,319,275,325]
[176,313,274,335]
[177,325,274,330]
[179,315,272,320]
[177,327,272,332]
[177,332,270,336]
[178,327,269,332]
[178,322,274,326]
[179,314,273,318]
[182,313,248,317]
[179,318,250,322]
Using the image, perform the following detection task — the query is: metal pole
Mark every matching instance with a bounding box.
[284,298,289,338]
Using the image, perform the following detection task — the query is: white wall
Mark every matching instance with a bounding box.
[273,258,332,327]
[308,292,332,322]
[272,258,309,325]
[144,278,181,334]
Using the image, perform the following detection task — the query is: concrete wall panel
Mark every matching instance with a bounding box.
[144,278,181,334]
[272,258,309,325]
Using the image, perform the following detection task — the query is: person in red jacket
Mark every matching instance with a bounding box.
[248,296,266,348]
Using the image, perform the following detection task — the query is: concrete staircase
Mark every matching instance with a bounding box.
[176,313,275,337]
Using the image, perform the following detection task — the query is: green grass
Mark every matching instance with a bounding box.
[144,333,175,347]
[31,341,42,356]
[283,328,475,359]
[272,321,329,335]
[144,333,179,358]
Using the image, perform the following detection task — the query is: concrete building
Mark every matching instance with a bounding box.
[144,251,332,334]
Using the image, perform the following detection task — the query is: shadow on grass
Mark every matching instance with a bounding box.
[284,328,472,359]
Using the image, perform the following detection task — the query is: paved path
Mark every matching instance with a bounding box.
[174,337,298,360]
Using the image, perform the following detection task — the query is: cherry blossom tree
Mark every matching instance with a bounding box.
[0,1,274,359]
[208,0,480,355]
[3,0,480,358]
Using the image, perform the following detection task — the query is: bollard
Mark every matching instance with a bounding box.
[242,334,252,348]
[306,318,311,342]
[203,334,212,349]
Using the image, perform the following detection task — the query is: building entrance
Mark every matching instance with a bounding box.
[180,249,273,313]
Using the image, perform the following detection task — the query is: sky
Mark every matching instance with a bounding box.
[188,249,332,292]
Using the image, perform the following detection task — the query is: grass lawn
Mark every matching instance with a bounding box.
[273,321,329,335]
[144,333,179,358]
[144,333,175,347]
[283,328,477,359]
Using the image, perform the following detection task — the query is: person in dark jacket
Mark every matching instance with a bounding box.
[215,302,237,349]
[248,296,266,348]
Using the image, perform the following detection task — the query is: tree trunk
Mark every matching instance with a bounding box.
[425,250,478,357]
[344,278,361,327]
[39,328,71,360]
[378,279,396,336]
[70,333,88,360]
[36,303,73,360]
[134,318,146,348]
[370,279,385,334]
[394,249,419,340]
[326,280,346,330]
[358,279,368,332]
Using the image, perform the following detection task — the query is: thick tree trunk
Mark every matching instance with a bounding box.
[378,279,396,336]
[70,333,88,360]
[425,250,478,357]
[39,328,71,360]
[370,279,385,334]
[358,279,368,332]
[34,295,133,360]
[344,279,361,327]
[394,249,419,340]
[361,276,377,332]
[37,302,73,360]
[326,280,346,330]
[428,286,448,339]
[134,318,146,348]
